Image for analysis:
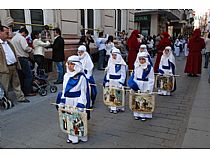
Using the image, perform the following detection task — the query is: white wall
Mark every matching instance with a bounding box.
[128,10,135,36]
[24,9,32,33]
[43,9,54,26]
[0,9,9,26]
[60,9,79,35]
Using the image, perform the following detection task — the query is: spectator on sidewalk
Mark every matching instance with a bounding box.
[0,25,30,103]
[204,32,210,68]
[31,31,51,74]
[51,28,65,84]
[184,29,205,77]
[105,35,114,66]
[95,31,109,70]
[79,30,94,54]
[11,27,36,96]
[41,25,52,42]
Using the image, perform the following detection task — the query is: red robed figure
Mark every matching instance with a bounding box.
[127,30,141,70]
[184,29,205,75]
[154,32,172,73]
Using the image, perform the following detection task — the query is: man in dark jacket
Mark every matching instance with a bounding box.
[51,28,65,84]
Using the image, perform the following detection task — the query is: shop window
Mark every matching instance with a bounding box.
[10,9,25,31]
[30,9,44,32]
[87,9,94,35]
[80,9,85,35]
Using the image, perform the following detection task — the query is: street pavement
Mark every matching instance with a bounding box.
[0,54,210,148]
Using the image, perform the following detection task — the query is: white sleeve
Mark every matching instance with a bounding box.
[95,38,101,48]
[147,67,155,92]
[20,37,32,53]
[158,58,163,70]
[36,40,50,47]
[77,76,87,106]
[119,65,126,84]
[85,57,94,79]
[61,74,69,98]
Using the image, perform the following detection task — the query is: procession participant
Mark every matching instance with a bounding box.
[158,46,176,95]
[135,44,153,66]
[127,30,141,71]
[174,38,181,57]
[154,32,172,73]
[128,52,154,121]
[103,47,127,114]
[184,40,189,57]
[56,55,90,144]
[77,45,97,106]
[184,29,205,77]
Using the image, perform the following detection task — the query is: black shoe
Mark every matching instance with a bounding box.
[187,73,192,77]
[25,93,36,96]
[18,99,30,103]
[54,81,63,84]
[204,66,208,69]
[97,68,104,71]
[192,74,199,77]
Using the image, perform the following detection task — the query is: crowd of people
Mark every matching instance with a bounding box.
[1,24,210,144]
[0,25,65,103]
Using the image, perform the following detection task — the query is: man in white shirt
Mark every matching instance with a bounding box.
[95,31,108,70]
[11,27,36,96]
[0,25,30,103]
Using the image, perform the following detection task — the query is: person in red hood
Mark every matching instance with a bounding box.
[184,29,205,77]
[127,30,141,70]
[154,32,172,73]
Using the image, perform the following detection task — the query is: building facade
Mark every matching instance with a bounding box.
[0,9,134,72]
[134,9,194,38]
[0,9,134,39]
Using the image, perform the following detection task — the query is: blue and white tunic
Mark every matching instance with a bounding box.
[103,48,127,111]
[128,52,154,118]
[56,55,90,143]
[79,51,97,106]
[158,46,176,95]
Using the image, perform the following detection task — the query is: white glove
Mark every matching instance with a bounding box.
[58,103,65,108]
[77,108,84,112]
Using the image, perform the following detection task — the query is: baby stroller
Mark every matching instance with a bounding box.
[32,68,57,96]
[0,83,14,110]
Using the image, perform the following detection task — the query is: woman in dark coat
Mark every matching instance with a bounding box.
[184,29,205,76]
[154,32,172,73]
[127,30,141,70]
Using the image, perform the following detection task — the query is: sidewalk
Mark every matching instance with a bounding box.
[182,68,210,148]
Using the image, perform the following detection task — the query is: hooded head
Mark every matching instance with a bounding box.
[162,46,176,68]
[77,45,87,59]
[134,51,149,69]
[163,46,172,57]
[193,28,201,38]
[131,30,140,38]
[66,55,83,77]
[139,44,147,52]
[161,32,170,38]
[108,47,126,66]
